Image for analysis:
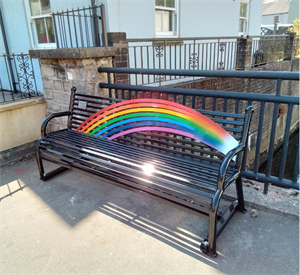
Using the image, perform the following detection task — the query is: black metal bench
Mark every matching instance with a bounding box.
[36,86,253,257]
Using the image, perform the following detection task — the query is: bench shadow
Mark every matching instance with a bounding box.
[96,200,212,262]
[0,159,226,263]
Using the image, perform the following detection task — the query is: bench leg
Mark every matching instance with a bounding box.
[200,189,222,257]
[235,176,247,213]
[36,138,68,181]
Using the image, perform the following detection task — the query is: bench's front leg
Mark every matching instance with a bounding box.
[36,138,68,181]
[200,189,222,257]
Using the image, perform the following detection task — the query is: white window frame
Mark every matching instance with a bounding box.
[238,0,250,36]
[25,0,56,49]
[155,0,179,38]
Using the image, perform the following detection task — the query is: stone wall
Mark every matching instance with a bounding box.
[30,48,115,132]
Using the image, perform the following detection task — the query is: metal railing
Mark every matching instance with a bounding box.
[0,51,40,103]
[51,3,108,48]
[127,37,241,85]
[99,67,299,193]
[127,35,300,86]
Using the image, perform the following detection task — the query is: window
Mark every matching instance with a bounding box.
[239,1,249,35]
[155,0,177,37]
[29,0,55,47]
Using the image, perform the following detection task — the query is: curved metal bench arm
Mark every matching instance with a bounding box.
[41,111,71,137]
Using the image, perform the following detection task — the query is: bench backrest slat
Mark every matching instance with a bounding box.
[69,92,249,166]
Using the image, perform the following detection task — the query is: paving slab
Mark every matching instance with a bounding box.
[0,157,299,275]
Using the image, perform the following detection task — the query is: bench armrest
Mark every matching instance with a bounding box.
[217,144,245,190]
[41,111,71,137]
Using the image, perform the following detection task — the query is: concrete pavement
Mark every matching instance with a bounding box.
[0,157,299,275]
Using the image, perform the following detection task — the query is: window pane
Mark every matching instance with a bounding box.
[239,19,246,33]
[30,0,40,16]
[240,3,247,18]
[155,0,164,7]
[41,0,51,15]
[155,10,162,31]
[35,18,48,43]
[166,0,175,8]
[162,11,170,31]
[46,17,55,43]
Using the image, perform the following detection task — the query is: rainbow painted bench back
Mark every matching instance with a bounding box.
[75,98,238,156]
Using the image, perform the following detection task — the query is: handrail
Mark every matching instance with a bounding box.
[98,67,300,81]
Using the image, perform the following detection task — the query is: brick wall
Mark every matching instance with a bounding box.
[168,58,299,168]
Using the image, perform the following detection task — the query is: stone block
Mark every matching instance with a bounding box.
[43,90,53,99]
[46,101,62,112]
[41,65,55,78]
[43,79,54,90]
[53,92,70,105]
[56,67,66,79]
[83,69,97,82]
[54,80,63,91]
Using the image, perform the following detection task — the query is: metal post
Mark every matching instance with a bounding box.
[0,6,17,93]
[91,0,100,47]
[100,4,108,47]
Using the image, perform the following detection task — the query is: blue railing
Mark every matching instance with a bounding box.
[99,67,299,193]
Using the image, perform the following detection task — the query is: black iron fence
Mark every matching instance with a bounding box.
[51,3,108,48]
[99,67,299,193]
[0,51,40,102]
[127,37,241,85]
[127,35,300,86]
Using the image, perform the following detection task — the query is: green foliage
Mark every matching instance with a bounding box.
[289,18,299,35]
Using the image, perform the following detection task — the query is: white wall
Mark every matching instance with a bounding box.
[248,0,263,36]
[262,13,289,25]
[102,0,155,39]
[179,0,239,37]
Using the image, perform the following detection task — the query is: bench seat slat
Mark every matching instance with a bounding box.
[45,130,234,191]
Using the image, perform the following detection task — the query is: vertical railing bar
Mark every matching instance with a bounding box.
[89,8,96,46]
[197,42,200,70]
[292,140,299,183]
[3,54,14,94]
[84,11,90,47]
[11,53,20,98]
[78,8,84,47]
[278,103,293,180]
[188,43,191,70]
[202,96,205,109]
[152,45,155,83]
[201,43,204,70]
[29,54,38,95]
[205,43,208,70]
[134,46,137,85]
[61,13,68,48]
[66,8,73,47]
[253,101,265,173]
[169,44,171,80]
[209,43,212,70]
[264,102,279,193]
[241,99,252,172]
[52,13,60,48]
[174,44,177,79]
[72,8,78,48]
[192,95,196,109]
[184,43,186,70]
[140,46,144,85]
[146,45,150,84]
[212,97,216,111]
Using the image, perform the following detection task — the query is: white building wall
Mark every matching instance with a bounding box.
[262,13,289,25]
[102,0,155,39]
[248,0,263,36]
[179,0,239,37]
